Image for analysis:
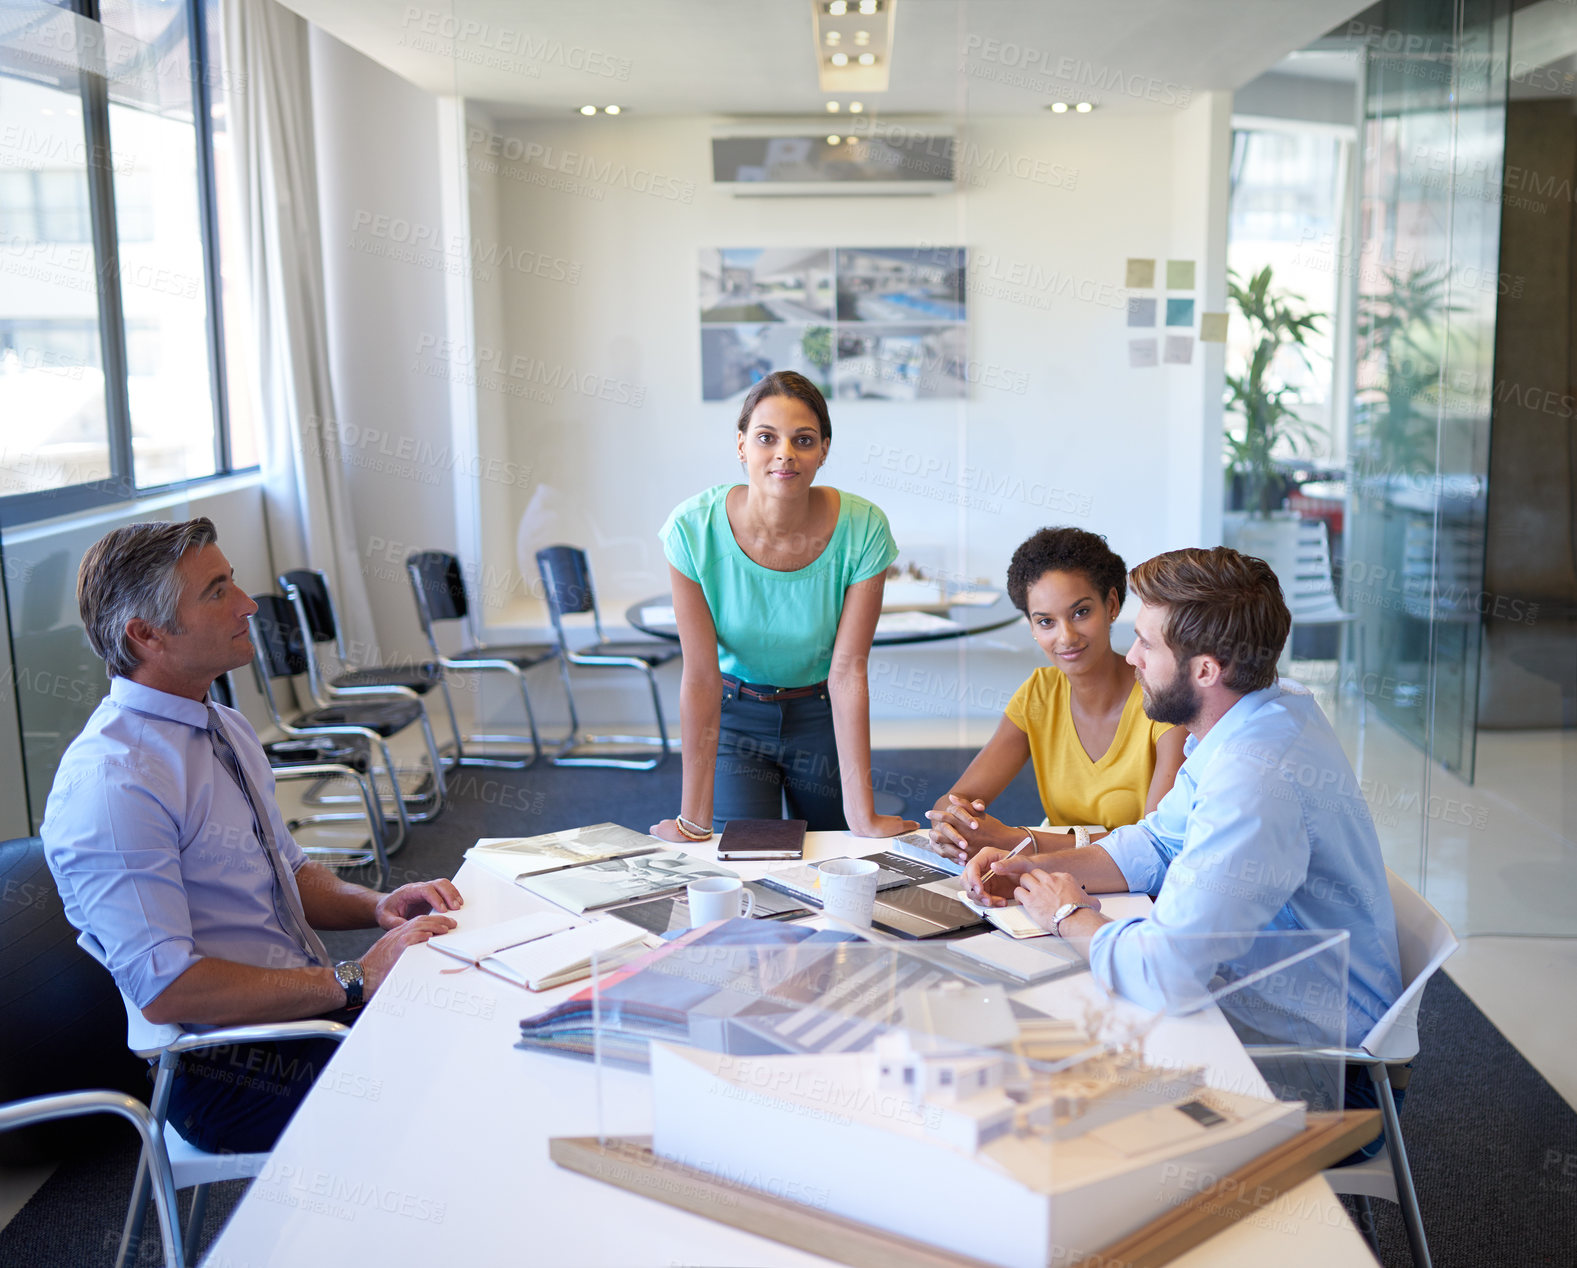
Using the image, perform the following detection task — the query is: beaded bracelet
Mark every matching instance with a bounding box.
[675,815,713,841]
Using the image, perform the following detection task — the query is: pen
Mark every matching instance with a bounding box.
[979,834,1033,888]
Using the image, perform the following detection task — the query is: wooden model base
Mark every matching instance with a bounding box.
[549,1110,1379,1268]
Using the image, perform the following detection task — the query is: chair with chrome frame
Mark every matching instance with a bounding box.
[405,549,557,768]
[109,987,350,1268]
[1246,868,1458,1268]
[0,1091,185,1268]
[535,544,678,769]
[276,569,457,759]
[248,594,448,855]
[210,672,390,891]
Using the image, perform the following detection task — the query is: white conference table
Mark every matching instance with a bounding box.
[202,831,1377,1268]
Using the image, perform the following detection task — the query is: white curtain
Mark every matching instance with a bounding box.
[222,0,376,651]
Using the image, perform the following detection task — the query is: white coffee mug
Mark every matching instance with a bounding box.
[817,857,881,929]
[688,876,755,926]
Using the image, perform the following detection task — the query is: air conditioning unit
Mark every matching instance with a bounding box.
[712,121,956,197]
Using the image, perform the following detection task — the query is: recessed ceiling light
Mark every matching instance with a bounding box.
[1049,101,1068,113]
[858,0,878,13]
[849,101,864,113]
[827,134,842,145]
[857,52,876,66]
[826,101,840,112]
[830,51,849,66]
[853,29,870,45]
[1075,101,1093,112]
[604,105,620,114]
[825,30,841,44]
[578,105,597,115]
[827,0,847,13]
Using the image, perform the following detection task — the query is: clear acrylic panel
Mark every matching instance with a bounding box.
[566,929,1349,1267]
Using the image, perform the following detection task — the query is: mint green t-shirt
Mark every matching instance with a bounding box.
[659,484,898,688]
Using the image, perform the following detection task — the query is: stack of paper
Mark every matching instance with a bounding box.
[464,823,659,883]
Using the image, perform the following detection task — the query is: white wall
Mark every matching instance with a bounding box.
[459,101,1231,722]
[308,28,463,663]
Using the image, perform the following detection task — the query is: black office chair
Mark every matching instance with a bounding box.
[210,673,389,889]
[248,594,448,854]
[405,550,557,768]
[535,545,677,769]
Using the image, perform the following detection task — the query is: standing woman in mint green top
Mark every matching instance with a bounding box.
[650,371,917,844]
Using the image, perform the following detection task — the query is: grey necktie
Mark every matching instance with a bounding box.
[205,702,331,967]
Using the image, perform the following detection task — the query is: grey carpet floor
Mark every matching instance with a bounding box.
[3,750,1572,1267]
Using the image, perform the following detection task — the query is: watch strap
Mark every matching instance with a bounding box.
[1053,901,1098,937]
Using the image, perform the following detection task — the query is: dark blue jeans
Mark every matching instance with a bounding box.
[165,1006,359,1153]
[714,677,846,831]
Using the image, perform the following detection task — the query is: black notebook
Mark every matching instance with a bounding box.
[716,818,807,861]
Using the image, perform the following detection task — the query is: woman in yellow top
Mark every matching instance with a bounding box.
[925,527,1186,863]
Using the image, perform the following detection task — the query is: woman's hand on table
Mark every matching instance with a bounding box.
[648,819,693,845]
[924,793,1026,864]
[845,811,920,838]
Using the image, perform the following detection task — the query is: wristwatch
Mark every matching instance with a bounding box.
[333,959,365,1009]
[1051,901,1099,937]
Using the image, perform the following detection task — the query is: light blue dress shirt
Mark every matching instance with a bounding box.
[42,677,316,1010]
[1091,681,1403,1046]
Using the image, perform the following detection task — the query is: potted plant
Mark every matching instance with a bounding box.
[1223,265,1326,517]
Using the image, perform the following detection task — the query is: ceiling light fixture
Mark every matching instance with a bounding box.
[849,101,864,113]
[827,0,847,13]
[825,29,841,44]
[826,101,840,111]
[829,51,849,66]
[604,105,621,114]
[1075,101,1093,112]
[853,29,870,45]
[857,52,876,66]
[1049,101,1068,113]
[827,134,842,145]
[578,105,597,115]
[858,0,879,13]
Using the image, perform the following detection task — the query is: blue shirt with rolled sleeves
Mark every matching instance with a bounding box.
[42,676,317,1011]
[1090,681,1403,1047]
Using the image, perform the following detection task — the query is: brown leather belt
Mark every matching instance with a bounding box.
[724,675,827,703]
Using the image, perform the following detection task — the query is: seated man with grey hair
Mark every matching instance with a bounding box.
[43,517,463,1153]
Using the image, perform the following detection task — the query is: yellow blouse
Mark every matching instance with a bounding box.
[1003,667,1172,830]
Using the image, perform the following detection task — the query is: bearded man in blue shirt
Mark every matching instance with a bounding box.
[960,546,1404,1156]
[43,518,462,1153]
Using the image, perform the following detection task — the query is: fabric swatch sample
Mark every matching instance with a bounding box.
[1129,338,1158,368]
[1166,259,1196,289]
[1165,298,1195,327]
[1199,312,1229,342]
[1127,297,1157,327]
[1125,258,1156,289]
[1164,334,1194,365]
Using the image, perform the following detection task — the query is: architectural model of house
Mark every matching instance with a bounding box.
[650,1011,1307,1268]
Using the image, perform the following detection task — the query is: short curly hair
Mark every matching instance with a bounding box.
[1006,527,1128,615]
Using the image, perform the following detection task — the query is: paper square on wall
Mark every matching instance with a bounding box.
[1125,258,1156,289]
[1165,298,1195,327]
[1166,259,1196,289]
[1129,338,1158,368]
[1164,334,1194,365]
[1199,312,1229,342]
[1127,297,1157,327]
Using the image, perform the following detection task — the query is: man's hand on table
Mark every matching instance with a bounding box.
[924,793,1025,864]
[963,846,1054,906]
[360,915,460,998]
[1015,870,1106,937]
[374,879,463,930]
